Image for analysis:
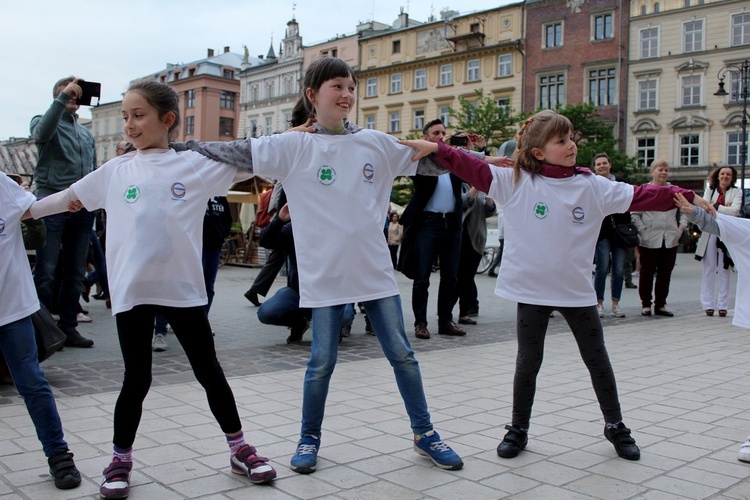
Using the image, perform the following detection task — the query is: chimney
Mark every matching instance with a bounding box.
[207,48,215,57]
[224,46,230,53]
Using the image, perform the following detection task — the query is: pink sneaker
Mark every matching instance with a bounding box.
[231,444,276,484]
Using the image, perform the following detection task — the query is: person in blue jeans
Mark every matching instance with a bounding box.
[1,172,82,490]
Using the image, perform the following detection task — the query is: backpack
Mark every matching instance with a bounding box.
[255,187,276,228]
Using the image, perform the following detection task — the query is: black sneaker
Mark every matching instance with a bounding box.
[48,451,82,489]
[604,422,640,460]
[287,319,310,344]
[63,329,94,348]
[496,425,527,458]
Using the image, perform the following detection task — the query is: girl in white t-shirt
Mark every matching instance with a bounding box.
[27,80,276,499]
[400,109,714,463]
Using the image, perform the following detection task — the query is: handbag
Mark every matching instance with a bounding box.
[31,303,67,362]
[611,217,640,248]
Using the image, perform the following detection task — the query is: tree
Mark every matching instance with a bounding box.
[556,102,648,184]
[449,89,526,152]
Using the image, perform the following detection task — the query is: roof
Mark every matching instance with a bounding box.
[0,139,37,177]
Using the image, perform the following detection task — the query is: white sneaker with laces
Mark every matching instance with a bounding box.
[597,303,604,318]
[76,312,92,323]
[738,435,750,463]
[611,304,625,318]
[152,333,168,352]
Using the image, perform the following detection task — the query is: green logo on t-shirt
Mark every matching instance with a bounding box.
[317,166,336,185]
[124,185,140,203]
[534,202,548,219]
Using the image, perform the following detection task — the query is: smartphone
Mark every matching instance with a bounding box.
[449,135,468,147]
[76,81,101,106]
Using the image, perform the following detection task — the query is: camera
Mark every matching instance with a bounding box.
[76,81,101,106]
[448,135,468,147]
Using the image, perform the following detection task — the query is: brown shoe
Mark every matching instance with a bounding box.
[438,322,467,336]
[415,323,430,339]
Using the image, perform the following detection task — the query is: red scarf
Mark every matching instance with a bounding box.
[538,164,593,178]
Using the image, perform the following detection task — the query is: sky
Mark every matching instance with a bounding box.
[0,0,514,141]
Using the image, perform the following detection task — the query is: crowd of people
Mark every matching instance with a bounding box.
[1,58,748,499]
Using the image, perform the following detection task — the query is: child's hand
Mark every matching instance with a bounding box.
[278,203,291,221]
[68,200,84,212]
[693,195,717,217]
[286,118,317,134]
[674,193,694,213]
[398,139,438,161]
[486,156,514,168]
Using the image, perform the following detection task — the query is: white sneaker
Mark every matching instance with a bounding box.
[611,304,625,318]
[738,435,750,463]
[597,303,604,318]
[152,333,168,352]
[76,312,92,323]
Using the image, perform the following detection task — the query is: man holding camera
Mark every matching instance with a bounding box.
[30,77,97,348]
[400,119,468,339]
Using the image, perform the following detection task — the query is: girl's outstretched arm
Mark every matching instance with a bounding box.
[25,188,83,220]
[675,192,720,236]
[399,139,493,192]
[173,139,255,172]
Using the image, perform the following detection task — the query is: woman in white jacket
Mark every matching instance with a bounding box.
[631,159,688,317]
[693,166,742,317]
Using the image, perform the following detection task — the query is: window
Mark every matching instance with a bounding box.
[593,13,613,40]
[219,117,234,136]
[733,13,750,46]
[497,98,510,117]
[389,112,400,133]
[683,20,703,53]
[727,131,748,165]
[186,116,195,135]
[467,59,480,82]
[188,68,195,77]
[265,116,272,134]
[390,73,402,94]
[223,69,235,79]
[439,106,451,126]
[588,67,616,106]
[440,64,453,86]
[392,40,401,54]
[641,5,647,15]
[498,54,512,77]
[331,49,338,58]
[638,80,657,110]
[220,91,235,109]
[366,77,377,98]
[679,134,700,166]
[653,2,660,13]
[681,75,702,106]
[471,23,480,33]
[640,28,659,59]
[729,70,746,103]
[413,109,425,131]
[636,137,656,167]
[249,119,257,137]
[539,73,565,109]
[365,115,375,130]
[414,68,426,90]
[187,90,195,108]
[248,84,258,102]
[544,22,563,48]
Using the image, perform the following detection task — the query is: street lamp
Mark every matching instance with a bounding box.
[714,58,749,214]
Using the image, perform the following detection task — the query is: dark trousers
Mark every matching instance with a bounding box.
[248,248,285,297]
[511,303,623,428]
[114,305,240,448]
[637,244,678,309]
[455,233,482,316]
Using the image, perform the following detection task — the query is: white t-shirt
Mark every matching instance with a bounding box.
[0,173,39,327]
[488,167,633,307]
[72,150,244,315]
[715,214,750,329]
[251,129,418,307]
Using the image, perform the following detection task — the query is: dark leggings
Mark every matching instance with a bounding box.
[113,305,240,449]
[512,303,623,429]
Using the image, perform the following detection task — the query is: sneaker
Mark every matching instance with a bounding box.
[496,425,528,458]
[287,318,310,344]
[597,303,604,318]
[413,430,463,470]
[152,333,168,352]
[63,329,94,348]
[611,304,625,318]
[77,312,92,323]
[625,282,638,289]
[737,435,750,463]
[604,422,640,460]
[48,451,81,490]
[340,325,351,337]
[365,316,375,336]
[231,444,277,484]
[100,457,132,499]
[290,435,320,474]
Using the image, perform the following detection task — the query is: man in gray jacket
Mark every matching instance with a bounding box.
[30,77,96,347]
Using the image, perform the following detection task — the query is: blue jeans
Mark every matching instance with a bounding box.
[411,216,461,326]
[300,295,432,438]
[257,287,310,328]
[34,210,95,331]
[594,239,627,302]
[0,316,68,457]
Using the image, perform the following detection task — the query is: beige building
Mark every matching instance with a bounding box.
[626,0,749,190]
[90,100,124,165]
[355,5,524,142]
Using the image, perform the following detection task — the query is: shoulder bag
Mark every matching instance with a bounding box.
[611,216,640,248]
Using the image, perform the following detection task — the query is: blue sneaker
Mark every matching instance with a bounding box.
[413,430,463,470]
[290,435,320,474]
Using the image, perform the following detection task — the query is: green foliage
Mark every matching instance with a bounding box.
[449,89,527,152]
[555,102,648,184]
[403,131,423,140]
[391,177,414,206]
